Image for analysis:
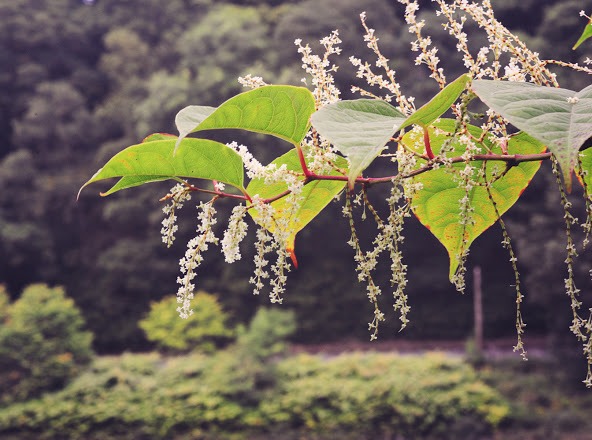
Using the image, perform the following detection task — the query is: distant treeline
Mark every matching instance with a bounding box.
[0,0,590,352]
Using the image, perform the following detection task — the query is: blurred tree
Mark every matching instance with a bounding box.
[0,284,93,403]
[140,292,234,353]
[177,4,275,104]
[100,29,152,86]
[12,81,94,162]
[132,70,192,138]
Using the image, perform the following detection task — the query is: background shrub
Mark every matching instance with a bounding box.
[139,291,234,353]
[235,307,297,360]
[0,351,508,439]
[0,284,93,404]
[259,352,509,440]
[0,285,9,323]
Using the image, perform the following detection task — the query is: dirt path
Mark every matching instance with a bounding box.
[290,336,549,358]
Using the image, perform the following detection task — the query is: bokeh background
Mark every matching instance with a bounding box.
[1,0,592,438]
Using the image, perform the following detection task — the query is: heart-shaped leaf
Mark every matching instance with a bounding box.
[175,85,315,149]
[247,149,348,261]
[472,80,592,192]
[80,138,245,197]
[310,99,406,187]
[310,75,471,187]
[404,120,545,279]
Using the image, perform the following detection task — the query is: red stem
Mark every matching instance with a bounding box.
[187,151,552,207]
[187,185,249,201]
[423,126,435,160]
[296,145,313,178]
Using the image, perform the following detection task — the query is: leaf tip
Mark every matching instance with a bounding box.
[287,240,298,268]
[564,171,573,194]
[76,186,84,202]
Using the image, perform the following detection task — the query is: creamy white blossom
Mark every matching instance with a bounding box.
[161,183,192,248]
[176,200,218,319]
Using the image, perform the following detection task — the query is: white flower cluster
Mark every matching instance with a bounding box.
[237,74,267,89]
[434,0,558,86]
[176,200,218,319]
[303,135,340,175]
[251,226,274,296]
[294,31,348,176]
[222,204,249,263]
[226,141,266,179]
[343,194,384,340]
[400,0,446,87]
[161,183,192,248]
[385,182,411,329]
[227,137,308,304]
[295,30,341,107]
[247,197,293,303]
[226,141,292,185]
[349,12,416,114]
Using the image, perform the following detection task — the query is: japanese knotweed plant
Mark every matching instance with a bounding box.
[81,1,592,385]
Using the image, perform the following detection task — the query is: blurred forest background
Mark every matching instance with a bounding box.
[1,0,592,356]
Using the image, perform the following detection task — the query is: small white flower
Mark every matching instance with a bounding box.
[222,205,249,263]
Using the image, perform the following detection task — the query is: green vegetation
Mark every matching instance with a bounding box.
[140,292,234,353]
[0,284,93,404]
[0,285,590,439]
[479,358,592,440]
[0,351,508,440]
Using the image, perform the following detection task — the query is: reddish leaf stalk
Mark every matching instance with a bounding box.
[423,126,435,160]
[296,144,313,178]
[186,185,249,201]
[187,151,552,206]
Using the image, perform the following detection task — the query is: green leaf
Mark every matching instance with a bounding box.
[310,99,406,187]
[99,175,172,196]
[472,80,592,192]
[310,75,470,187]
[246,149,348,260]
[99,133,183,196]
[404,120,545,279]
[573,18,592,50]
[401,74,471,129]
[175,85,315,148]
[80,138,245,197]
[578,146,592,189]
[175,106,216,141]
[142,132,178,143]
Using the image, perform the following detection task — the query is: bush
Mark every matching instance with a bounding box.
[0,350,508,440]
[235,307,297,360]
[0,285,9,323]
[139,292,234,353]
[0,284,93,404]
[0,303,509,439]
[259,352,509,440]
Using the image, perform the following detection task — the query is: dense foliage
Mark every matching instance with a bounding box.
[139,292,234,353]
[0,351,508,440]
[0,284,93,404]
